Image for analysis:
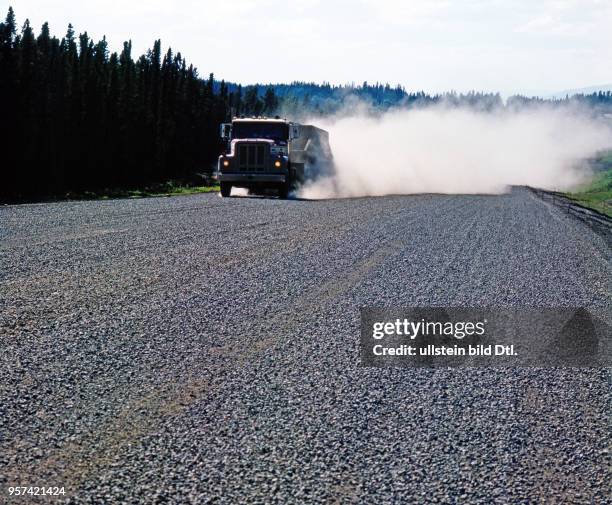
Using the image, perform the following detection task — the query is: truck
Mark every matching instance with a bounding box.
[214,117,334,198]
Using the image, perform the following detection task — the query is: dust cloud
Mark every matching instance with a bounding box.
[298,105,612,199]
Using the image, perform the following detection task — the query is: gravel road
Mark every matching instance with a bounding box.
[1,187,610,504]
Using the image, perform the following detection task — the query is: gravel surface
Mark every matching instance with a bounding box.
[1,187,610,504]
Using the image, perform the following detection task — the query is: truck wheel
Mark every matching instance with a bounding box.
[278,183,289,199]
[220,183,232,197]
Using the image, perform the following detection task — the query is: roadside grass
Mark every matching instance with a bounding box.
[2,180,220,204]
[598,151,612,165]
[566,151,612,217]
[66,181,220,201]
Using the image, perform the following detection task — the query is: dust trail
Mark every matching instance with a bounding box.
[231,187,250,197]
[217,187,250,197]
[298,105,612,199]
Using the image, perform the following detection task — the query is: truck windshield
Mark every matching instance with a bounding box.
[232,122,288,142]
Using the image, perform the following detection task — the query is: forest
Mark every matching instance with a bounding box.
[2,6,612,201]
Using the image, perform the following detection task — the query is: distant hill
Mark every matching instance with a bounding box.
[549,84,612,99]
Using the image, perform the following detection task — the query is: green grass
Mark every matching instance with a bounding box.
[565,151,612,217]
[126,184,220,198]
[64,181,220,201]
[598,151,612,165]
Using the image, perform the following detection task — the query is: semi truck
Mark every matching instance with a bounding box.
[214,117,334,198]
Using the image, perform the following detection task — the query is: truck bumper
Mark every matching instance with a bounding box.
[216,173,287,184]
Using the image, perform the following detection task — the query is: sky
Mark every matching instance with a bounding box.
[4,0,612,96]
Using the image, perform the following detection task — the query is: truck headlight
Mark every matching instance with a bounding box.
[274,160,281,168]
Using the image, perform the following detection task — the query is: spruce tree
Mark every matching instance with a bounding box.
[263,86,278,114]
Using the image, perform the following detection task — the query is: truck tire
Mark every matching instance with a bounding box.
[220,182,232,197]
[278,183,289,200]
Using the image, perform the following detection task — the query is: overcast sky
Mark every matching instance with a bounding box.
[5,0,612,95]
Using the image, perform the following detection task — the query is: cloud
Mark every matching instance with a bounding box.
[515,0,612,37]
[5,0,612,93]
[359,0,452,26]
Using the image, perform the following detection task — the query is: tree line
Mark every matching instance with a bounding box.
[0,7,236,200]
[251,81,612,116]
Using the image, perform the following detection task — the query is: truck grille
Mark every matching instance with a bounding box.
[237,143,268,172]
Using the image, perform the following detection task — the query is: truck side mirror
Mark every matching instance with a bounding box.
[220,123,232,140]
[290,125,300,140]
